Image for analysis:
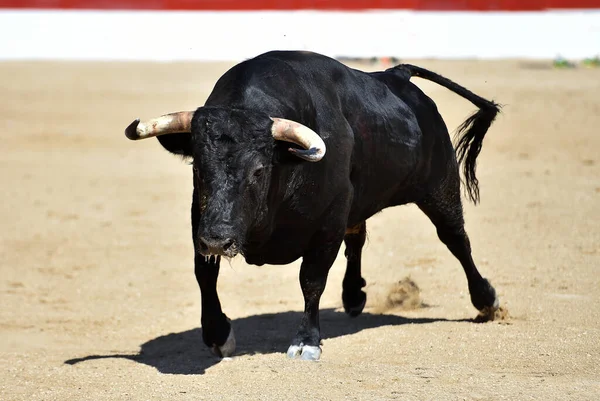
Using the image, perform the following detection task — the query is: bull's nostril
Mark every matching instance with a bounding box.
[198,237,209,252]
[222,238,234,252]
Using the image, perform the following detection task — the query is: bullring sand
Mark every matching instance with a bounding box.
[0,59,599,400]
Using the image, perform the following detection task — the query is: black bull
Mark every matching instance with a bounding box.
[124,51,501,361]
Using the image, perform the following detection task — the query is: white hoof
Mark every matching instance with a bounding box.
[211,325,236,358]
[286,345,302,359]
[286,344,322,361]
[300,346,321,361]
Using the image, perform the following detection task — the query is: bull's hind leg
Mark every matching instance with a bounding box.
[342,222,367,316]
[417,180,499,317]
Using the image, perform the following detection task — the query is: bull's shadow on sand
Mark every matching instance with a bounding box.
[65,309,468,375]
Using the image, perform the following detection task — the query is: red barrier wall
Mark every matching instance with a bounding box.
[1,0,599,10]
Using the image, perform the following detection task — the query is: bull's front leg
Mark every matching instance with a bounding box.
[287,230,345,361]
[195,254,235,357]
[192,188,235,358]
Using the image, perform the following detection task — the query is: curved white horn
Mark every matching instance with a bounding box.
[124,111,194,140]
[270,118,326,162]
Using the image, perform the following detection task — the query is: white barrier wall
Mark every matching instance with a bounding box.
[0,10,599,61]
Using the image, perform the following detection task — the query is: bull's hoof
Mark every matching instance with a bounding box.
[343,290,367,317]
[210,325,236,358]
[474,305,499,322]
[469,278,499,312]
[286,344,322,361]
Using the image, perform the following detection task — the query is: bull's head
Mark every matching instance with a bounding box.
[124,107,326,258]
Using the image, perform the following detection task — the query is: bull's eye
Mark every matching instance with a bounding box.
[253,167,264,178]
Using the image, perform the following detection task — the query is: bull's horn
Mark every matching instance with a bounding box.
[124,111,194,140]
[270,118,326,162]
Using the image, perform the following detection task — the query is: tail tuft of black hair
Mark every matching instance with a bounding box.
[453,103,500,204]
[394,63,501,204]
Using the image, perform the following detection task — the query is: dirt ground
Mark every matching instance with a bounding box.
[0,58,599,401]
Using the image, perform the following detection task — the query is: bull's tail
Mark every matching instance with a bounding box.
[395,64,501,204]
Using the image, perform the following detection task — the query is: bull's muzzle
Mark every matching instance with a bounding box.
[198,236,239,258]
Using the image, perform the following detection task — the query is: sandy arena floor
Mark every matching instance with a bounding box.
[0,59,599,400]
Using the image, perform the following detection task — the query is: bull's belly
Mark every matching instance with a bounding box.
[348,201,404,228]
[347,181,425,227]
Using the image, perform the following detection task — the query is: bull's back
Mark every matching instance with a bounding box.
[248,52,445,224]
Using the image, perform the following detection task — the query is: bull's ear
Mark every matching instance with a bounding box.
[156,133,193,157]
